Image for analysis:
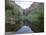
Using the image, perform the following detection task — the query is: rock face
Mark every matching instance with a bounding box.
[5,0,44,33]
[23,2,43,16]
[5,0,23,32]
[23,2,44,32]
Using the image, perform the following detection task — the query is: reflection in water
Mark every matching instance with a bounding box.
[16,25,33,33]
[5,26,33,35]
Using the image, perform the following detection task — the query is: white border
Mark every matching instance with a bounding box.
[0,0,5,35]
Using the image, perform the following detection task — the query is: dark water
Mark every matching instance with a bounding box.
[5,26,33,35]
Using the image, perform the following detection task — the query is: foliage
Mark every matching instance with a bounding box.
[5,0,22,32]
[5,0,44,32]
[27,3,44,32]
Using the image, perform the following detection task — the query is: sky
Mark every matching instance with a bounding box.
[15,0,44,9]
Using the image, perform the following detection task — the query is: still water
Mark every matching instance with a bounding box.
[5,26,33,35]
[17,25,33,33]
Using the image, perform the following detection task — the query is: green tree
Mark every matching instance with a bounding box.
[27,3,44,32]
